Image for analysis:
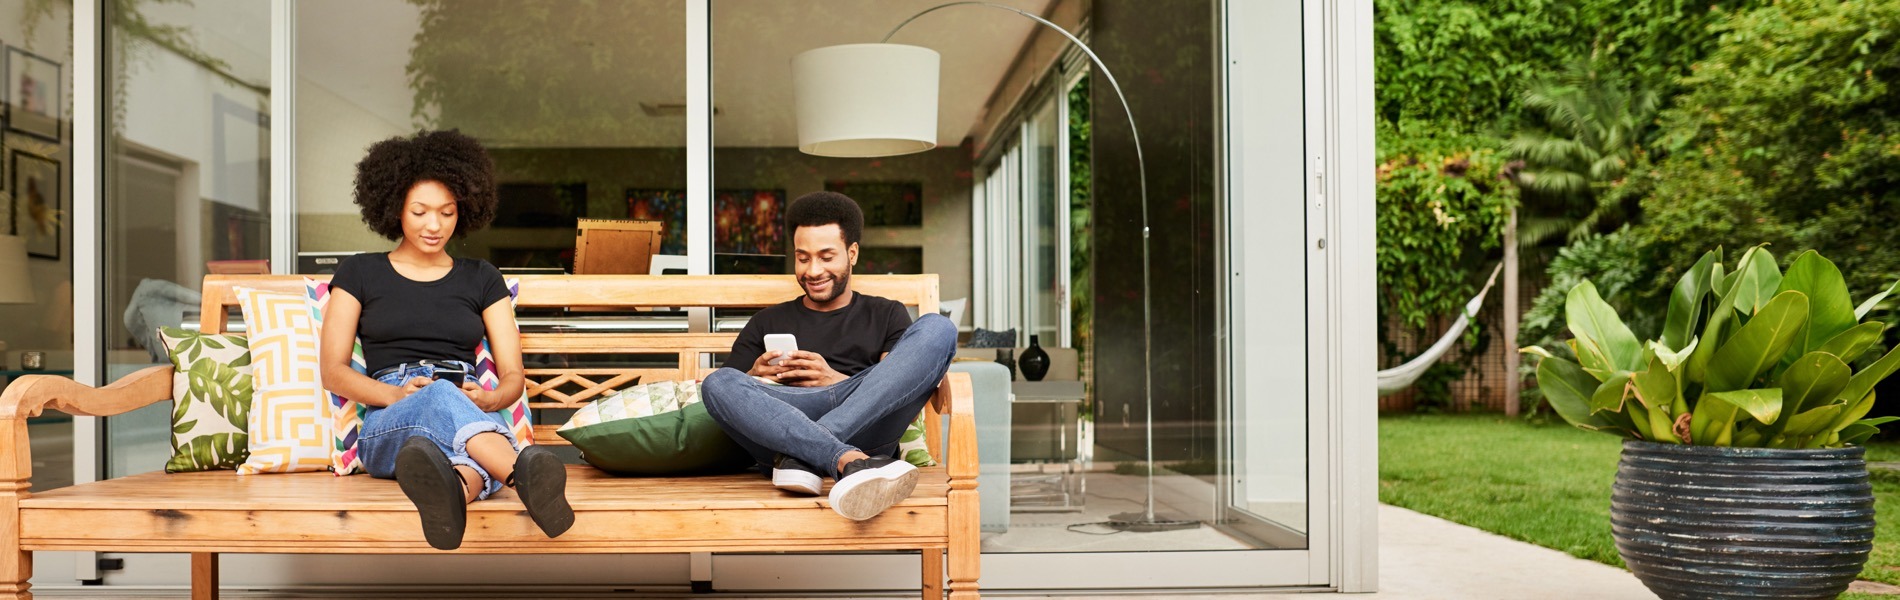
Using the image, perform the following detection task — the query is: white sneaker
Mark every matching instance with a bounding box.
[771,454,823,496]
[827,456,919,521]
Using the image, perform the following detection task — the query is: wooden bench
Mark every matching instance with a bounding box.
[0,274,979,599]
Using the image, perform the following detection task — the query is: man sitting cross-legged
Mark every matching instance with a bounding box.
[700,191,956,521]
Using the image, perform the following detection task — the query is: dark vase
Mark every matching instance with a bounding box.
[994,348,1016,381]
[1612,440,1873,600]
[1020,335,1051,381]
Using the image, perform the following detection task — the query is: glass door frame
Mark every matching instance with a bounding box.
[68,0,1381,593]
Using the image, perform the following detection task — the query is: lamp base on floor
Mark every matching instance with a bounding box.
[1105,512,1201,532]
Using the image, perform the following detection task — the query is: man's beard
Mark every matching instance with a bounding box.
[803,271,850,303]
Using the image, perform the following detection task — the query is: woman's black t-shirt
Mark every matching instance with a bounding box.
[328,253,510,374]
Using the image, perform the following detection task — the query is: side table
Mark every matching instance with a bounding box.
[1009,380,1087,511]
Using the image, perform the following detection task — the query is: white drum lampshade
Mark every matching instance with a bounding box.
[793,43,940,158]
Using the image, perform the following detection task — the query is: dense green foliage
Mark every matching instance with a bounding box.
[1375,135,1515,333]
[1375,0,1755,136]
[1642,0,1900,298]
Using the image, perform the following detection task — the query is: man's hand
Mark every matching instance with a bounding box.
[747,351,793,378]
[776,351,846,387]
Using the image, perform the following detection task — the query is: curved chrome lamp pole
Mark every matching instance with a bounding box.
[886,2,1194,532]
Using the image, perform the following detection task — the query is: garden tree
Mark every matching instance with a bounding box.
[1505,62,1660,247]
[1640,0,1900,299]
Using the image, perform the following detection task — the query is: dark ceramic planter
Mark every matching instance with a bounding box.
[1612,440,1875,600]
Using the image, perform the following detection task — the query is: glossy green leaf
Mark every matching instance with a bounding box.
[1839,344,1900,406]
[1706,290,1810,393]
[1566,281,1643,378]
[1778,250,1857,356]
[1855,277,1900,320]
[1725,246,1782,317]
[1815,321,1886,365]
[1830,390,1877,435]
[1783,403,1846,438]
[1592,372,1633,415]
[1535,356,1624,433]
[1779,352,1850,418]
[1704,389,1784,426]
[1629,358,1678,413]
[1663,249,1720,350]
[1841,416,1900,446]
[1651,338,1698,372]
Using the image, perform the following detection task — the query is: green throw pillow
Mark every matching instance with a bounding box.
[157,326,254,473]
[557,381,752,476]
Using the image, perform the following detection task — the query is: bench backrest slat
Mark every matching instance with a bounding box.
[195,274,939,440]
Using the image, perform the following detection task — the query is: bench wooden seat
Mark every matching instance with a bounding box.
[0,274,979,599]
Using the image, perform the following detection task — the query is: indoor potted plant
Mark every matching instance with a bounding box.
[1523,246,1900,600]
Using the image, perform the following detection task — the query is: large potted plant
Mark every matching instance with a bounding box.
[1524,246,1900,600]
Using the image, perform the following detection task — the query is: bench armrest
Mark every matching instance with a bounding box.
[0,366,175,421]
[927,372,977,479]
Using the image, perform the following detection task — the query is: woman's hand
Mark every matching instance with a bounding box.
[386,376,434,405]
[460,381,487,408]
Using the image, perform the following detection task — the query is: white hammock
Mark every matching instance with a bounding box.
[1378,264,1504,396]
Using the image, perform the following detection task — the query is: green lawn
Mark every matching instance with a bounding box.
[1380,413,1900,598]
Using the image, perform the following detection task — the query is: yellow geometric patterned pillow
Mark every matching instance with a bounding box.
[235,287,334,474]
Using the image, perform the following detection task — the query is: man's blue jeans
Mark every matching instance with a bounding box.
[701,314,957,478]
[359,360,517,500]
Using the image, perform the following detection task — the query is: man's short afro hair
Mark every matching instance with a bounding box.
[352,129,499,241]
[786,191,864,247]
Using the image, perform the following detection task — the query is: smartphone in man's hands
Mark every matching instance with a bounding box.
[764,334,799,366]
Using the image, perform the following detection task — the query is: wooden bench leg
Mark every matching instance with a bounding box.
[923,548,944,599]
[191,553,218,600]
[947,487,979,599]
[3,422,33,600]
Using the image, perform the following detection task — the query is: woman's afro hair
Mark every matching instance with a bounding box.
[352,129,499,241]
[786,191,865,246]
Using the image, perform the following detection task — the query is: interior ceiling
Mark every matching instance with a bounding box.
[298,0,1056,149]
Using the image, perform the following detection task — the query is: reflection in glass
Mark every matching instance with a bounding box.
[3,0,76,492]
[104,0,272,478]
[715,0,1299,552]
[297,0,688,272]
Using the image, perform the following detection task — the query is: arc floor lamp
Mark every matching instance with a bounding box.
[792,1,1195,533]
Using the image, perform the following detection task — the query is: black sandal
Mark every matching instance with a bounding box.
[395,436,468,551]
[509,445,575,538]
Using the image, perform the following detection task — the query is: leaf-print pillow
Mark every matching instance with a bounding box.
[898,411,937,467]
[158,326,255,473]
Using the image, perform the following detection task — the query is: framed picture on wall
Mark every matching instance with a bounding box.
[713,189,784,256]
[626,188,687,255]
[497,182,586,228]
[6,46,61,142]
[10,150,60,260]
[825,181,922,227]
[858,246,924,275]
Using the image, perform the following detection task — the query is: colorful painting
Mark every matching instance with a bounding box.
[714,189,785,256]
[626,188,687,255]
